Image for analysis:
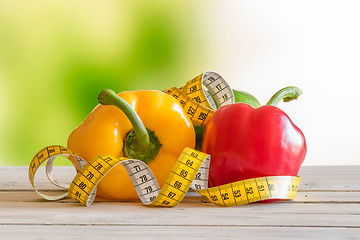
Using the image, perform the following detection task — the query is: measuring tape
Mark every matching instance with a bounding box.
[163,71,234,127]
[29,71,300,207]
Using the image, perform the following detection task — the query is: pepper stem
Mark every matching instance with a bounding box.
[266,86,302,106]
[98,89,150,151]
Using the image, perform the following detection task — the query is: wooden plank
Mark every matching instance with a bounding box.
[1,166,360,191]
[0,166,76,190]
[0,165,359,239]
[2,191,360,204]
[0,225,359,240]
[1,194,360,214]
[294,191,360,203]
[298,166,360,191]
[0,200,359,227]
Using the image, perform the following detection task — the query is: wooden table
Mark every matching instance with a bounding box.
[0,166,359,239]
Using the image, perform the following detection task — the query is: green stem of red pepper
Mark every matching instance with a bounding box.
[266,86,302,107]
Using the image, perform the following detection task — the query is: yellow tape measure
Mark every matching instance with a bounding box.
[29,71,301,207]
[163,71,234,127]
[29,145,300,207]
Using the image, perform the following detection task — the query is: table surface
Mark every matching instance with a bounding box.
[0,165,359,239]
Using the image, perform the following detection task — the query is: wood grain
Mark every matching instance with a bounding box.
[0,166,359,239]
[0,225,359,240]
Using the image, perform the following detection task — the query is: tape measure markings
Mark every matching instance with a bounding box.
[29,145,86,201]
[147,148,208,207]
[229,183,238,206]
[164,181,187,194]
[201,71,234,108]
[121,158,161,204]
[68,155,125,206]
[162,71,234,127]
[194,176,300,207]
[265,177,273,199]
[182,74,213,109]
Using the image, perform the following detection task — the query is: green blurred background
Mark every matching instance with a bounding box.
[0,0,210,165]
[3,1,360,167]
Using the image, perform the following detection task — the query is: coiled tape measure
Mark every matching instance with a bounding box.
[29,71,300,207]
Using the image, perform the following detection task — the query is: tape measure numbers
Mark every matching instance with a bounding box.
[163,71,234,127]
[29,71,301,207]
[29,145,86,201]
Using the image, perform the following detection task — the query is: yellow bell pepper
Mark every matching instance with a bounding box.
[67,89,195,200]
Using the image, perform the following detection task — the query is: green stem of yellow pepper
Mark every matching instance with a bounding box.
[98,89,162,163]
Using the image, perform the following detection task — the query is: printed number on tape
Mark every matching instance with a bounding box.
[163,71,234,127]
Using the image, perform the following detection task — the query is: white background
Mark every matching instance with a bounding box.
[202,1,360,165]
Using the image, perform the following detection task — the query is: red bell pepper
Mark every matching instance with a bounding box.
[202,86,307,188]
